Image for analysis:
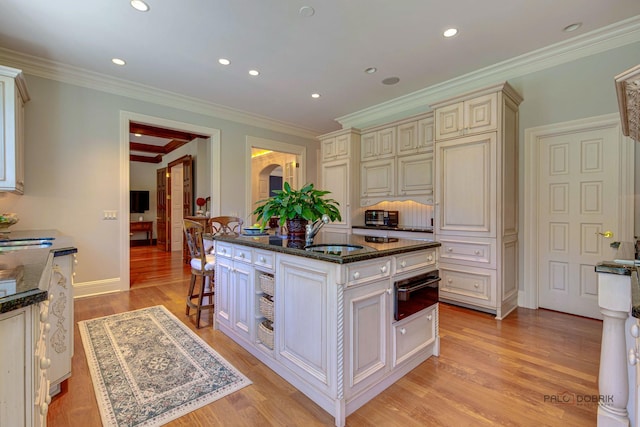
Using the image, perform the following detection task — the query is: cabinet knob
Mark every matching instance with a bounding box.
[40,357,51,370]
[386,289,392,295]
[400,261,407,268]
[239,252,245,258]
[447,247,453,252]
[260,256,266,263]
[427,314,433,321]
[380,265,387,273]
[400,328,407,335]
[474,283,479,288]
[629,348,639,366]
[474,250,481,255]
[427,255,433,261]
[353,272,360,279]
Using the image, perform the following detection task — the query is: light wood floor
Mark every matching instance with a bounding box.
[48,245,602,426]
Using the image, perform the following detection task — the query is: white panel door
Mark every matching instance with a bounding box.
[170,164,183,252]
[322,160,349,227]
[537,126,621,319]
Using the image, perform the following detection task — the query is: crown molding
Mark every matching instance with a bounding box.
[337,15,640,129]
[0,48,320,140]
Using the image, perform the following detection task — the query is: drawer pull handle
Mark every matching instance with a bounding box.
[380,265,387,273]
[400,261,407,268]
[353,272,360,279]
[400,328,406,335]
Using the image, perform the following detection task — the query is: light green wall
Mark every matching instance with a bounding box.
[0,75,318,285]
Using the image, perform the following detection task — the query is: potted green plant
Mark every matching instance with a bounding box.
[252,182,341,238]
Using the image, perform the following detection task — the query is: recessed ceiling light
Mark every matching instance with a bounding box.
[364,67,377,74]
[112,58,126,66]
[311,93,321,99]
[299,6,315,17]
[218,58,230,65]
[443,28,458,38]
[130,0,150,12]
[563,22,582,32]
[249,69,260,76]
[382,77,400,85]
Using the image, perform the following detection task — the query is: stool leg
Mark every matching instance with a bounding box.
[186,273,196,315]
[196,275,206,328]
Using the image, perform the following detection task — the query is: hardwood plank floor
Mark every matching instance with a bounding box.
[48,246,602,426]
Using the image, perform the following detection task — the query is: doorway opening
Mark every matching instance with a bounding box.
[120,111,220,293]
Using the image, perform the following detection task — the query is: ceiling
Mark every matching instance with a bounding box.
[129,123,207,163]
[1,1,640,135]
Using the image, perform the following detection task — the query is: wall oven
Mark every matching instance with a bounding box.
[394,270,440,321]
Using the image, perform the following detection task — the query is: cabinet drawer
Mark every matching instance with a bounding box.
[232,246,252,263]
[346,258,391,286]
[394,250,436,275]
[438,238,494,267]
[254,249,274,271]
[215,242,233,258]
[439,264,496,307]
[393,305,436,366]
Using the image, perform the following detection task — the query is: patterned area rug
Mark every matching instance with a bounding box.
[78,305,251,426]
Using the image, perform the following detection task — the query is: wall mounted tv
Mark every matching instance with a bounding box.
[130,190,150,213]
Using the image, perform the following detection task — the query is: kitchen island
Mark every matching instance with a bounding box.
[212,231,440,427]
[0,230,77,426]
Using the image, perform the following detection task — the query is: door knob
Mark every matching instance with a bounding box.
[596,231,614,238]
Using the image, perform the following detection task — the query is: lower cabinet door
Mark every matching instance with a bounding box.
[344,279,390,398]
[392,305,436,366]
[215,257,233,327]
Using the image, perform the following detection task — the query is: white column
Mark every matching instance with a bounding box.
[597,270,631,427]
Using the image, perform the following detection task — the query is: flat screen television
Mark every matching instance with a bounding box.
[130,190,150,213]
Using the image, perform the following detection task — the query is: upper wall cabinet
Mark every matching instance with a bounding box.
[360,112,434,206]
[321,132,351,161]
[434,92,497,141]
[0,66,30,194]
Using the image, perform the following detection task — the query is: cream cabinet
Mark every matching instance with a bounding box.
[361,127,395,161]
[318,129,361,232]
[0,302,49,427]
[433,82,521,319]
[0,65,30,194]
[47,252,76,396]
[360,112,434,206]
[344,278,390,399]
[434,92,497,140]
[214,242,253,342]
[360,158,395,199]
[321,133,351,161]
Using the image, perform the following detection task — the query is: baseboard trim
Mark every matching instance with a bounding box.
[73,278,126,298]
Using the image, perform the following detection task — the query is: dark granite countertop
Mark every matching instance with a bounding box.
[0,230,77,314]
[212,230,440,264]
[352,225,434,233]
[595,261,640,319]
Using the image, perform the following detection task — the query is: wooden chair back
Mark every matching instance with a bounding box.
[183,219,207,269]
[209,216,244,236]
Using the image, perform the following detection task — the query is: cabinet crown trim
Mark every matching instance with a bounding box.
[430,82,522,109]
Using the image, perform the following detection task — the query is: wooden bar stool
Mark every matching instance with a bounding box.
[183,219,215,328]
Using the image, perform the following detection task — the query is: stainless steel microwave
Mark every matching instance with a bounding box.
[365,210,399,227]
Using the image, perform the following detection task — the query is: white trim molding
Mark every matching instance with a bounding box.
[520,113,634,309]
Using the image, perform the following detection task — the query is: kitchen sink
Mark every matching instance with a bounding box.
[0,238,55,251]
[305,244,365,255]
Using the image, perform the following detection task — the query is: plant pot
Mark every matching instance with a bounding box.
[286,218,308,239]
